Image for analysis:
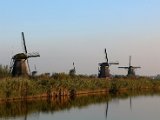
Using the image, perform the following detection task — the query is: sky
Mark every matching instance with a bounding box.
[0,0,160,76]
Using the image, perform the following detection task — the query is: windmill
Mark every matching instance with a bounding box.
[10,32,40,77]
[32,65,38,76]
[69,62,76,76]
[98,49,119,78]
[118,56,141,77]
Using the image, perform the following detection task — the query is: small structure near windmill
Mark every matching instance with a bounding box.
[118,56,141,77]
[10,32,40,77]
[32,65,38,76]
[69,62,76,76]
[98,49,119,78]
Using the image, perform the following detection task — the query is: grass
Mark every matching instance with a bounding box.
[0,65,11,78]
[0,74,160,99]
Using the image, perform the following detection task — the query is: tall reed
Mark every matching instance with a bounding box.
[0,74,160,99]
[0,65,11,78]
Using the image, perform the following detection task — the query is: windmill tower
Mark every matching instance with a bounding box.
[69,62,76,76]
[10,32,40,77]
[98,49,119,78]
[118,56,141,77]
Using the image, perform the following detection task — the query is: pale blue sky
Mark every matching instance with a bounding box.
[1,0,160,76]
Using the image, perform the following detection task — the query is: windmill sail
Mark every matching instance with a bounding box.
[109,62,119,65]
[129,56,131,67]
[73,62,75,71]
[105,48,108,63]
[22,32,28,54]
[28,52,40,58]
[132,66,141,69]
[22,32,31,74]
[26,59,31,75]
[118,67,129,69]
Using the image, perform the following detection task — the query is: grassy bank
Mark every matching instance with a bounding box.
[0,75,160,100]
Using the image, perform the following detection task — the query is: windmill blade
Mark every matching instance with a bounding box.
[132,66,141,69]
[129,56,131,66]
[73,62,76,71]
[26,59,31,75]
[105,48,107,54]
[9,58,14,73]
[34,64,37,71]
[109,62,119,65]
[104,48,108,62]
[22,32,28,54]
[118,67,129,69]
[27,52,40,58]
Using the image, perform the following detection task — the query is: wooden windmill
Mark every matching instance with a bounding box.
[118,56,141,77]
[98,49,119,78]
[10,32,40,77]
[69,62,76,76]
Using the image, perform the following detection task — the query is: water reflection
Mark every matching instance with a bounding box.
[106,101,109,120]
[0,90,160,120]
[130,97,132,111]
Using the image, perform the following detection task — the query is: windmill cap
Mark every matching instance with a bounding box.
[12,53,27,60]
[99,62,109,66]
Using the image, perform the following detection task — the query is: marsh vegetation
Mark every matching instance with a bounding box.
[0,64,160,100]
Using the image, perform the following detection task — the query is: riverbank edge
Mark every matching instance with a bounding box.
[0,87,159,102]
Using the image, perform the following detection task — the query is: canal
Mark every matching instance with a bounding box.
[1,90,160,120]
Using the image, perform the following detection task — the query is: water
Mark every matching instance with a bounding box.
[1,91,160,120]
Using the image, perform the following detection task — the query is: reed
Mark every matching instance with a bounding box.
[0,74,160,99]
[0,65,11,78]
